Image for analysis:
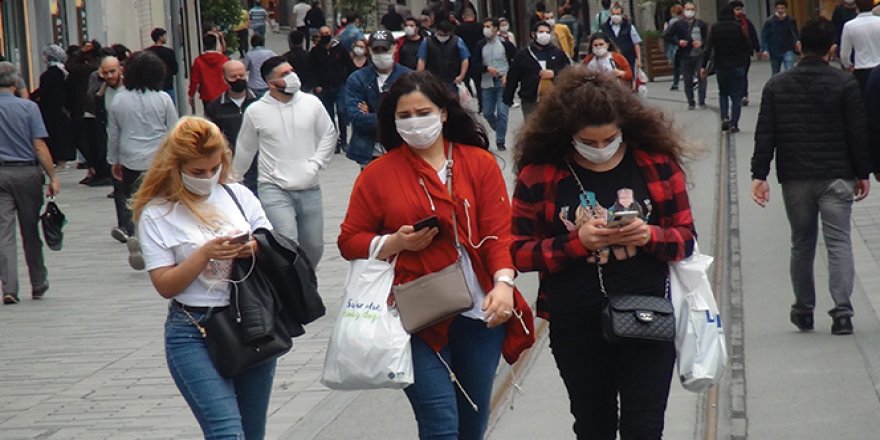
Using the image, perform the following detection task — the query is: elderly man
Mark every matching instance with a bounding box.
[0,62,60,304]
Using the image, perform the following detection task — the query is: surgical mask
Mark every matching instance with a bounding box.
[436,35,450,43]
[573,133,623,164]
[372,53,394,70]
[483,27,495,38]
[404,26,417,37]
[353,46,366,56]
[500,24,510,32]
[610,14,623,25]
[181,166,221,196]
[279,72,301,95]
[593,46,608,57]
[545,18,555,26]
[227,78,247,93]
[396,113,443,149]
[684,10,695,18]
[535,31,552,46]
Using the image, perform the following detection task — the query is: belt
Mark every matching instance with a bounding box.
[0,160,38,167]
[172,300,228,314]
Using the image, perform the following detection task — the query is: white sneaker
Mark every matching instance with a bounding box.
[127,237,145,271]
[110,226,129,243]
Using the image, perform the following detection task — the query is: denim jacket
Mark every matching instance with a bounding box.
[344,63,411,165]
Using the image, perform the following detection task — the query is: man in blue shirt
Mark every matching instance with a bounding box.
[0,61,60,304]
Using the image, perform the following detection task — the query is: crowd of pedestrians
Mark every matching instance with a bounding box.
[4,1,880,439]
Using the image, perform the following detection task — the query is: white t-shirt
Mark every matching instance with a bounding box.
[293,2,311,28]
[139,183,272,307]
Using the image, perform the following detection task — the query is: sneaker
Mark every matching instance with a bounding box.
[3,294,19,305]
[127,237,146,271]
[111,226,129,243]
[32,283,49,300]
[497,142,506,151]
[790,311,814,332]
[669,85,679,91]
[721,119,731,131]
[699,103,708,109]
[687,104,695,110]
[741,97,749,106]
[86,176,113,187]
[730,126,740,134]
[832,316,853,335]
[106,191,115,199]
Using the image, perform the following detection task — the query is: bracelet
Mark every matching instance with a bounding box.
[494,275,515,288]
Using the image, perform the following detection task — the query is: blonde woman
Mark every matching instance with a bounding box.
[132,117,275,439]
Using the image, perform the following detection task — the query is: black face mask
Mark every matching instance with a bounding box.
[227,79,247,93]
[319,35,332,46]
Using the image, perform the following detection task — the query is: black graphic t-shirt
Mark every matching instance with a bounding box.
[543,150,669,313]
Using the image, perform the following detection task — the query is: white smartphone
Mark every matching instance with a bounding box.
[606,210,639,228]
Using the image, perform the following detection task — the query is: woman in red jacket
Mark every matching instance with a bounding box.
[338,71,534,439]
[511,67,696,439]
[581,32,633,86]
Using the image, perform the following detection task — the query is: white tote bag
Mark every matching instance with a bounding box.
[669,243,727,393]
[321,235,413,390]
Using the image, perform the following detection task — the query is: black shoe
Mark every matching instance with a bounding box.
[721,119,731,131]
[32,283,49,300]
[86,176,113,187]
[687,104,695,110]
[730,126,740,133]
[832,316,853,335]
[699,103,708,109]
[497,142,506,151]
[670,85,679,91]
[790,311,814,331]
[3,294,19,305]
[741,97,749,106]
[106,191,115,199]
[79,176,93,185]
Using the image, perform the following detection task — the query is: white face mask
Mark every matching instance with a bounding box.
[500,24,510,32]
[396,113,443,149]
[483,27,495,39]
[535,31,552,46]
[545,18,555,26]
[593,46,608,57]
[372,53,394,70]
[573,133,623,164]
[404,26,417,37]
[684,10,696,18]
[181,165,221,196]
[353,46,366,56]
[436,34,450,43]
[610,14,623,25]
[280,72,301,95]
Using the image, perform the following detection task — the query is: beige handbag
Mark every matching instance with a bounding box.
[392,144,474,333]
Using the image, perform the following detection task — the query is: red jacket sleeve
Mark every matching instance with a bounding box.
[641,157,696,261]
[614,53,633,82]
[188,58,201,98]
[338,170,385,260]
[471,152,514,275]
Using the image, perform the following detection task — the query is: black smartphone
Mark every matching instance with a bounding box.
[413,215,439,231]
[226,232,252,245]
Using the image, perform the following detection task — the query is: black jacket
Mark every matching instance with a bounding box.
[145,45,179,91]
[665,18,709,59]
[503,42,569,106]
[864,65,880,170]
[752,58,873,182]
[309,41,355,88]
[283,48,316,92]
[702,7,751,70]
[205,90,259,149]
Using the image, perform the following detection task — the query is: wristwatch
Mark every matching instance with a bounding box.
[494,275,515,288]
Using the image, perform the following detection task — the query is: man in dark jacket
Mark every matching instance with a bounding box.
[282,30,316,93]
[473,17,516,151]
[666,1,708,109]
[396,17,424,70]
[730,1,760,106]
[345,30,411,166]
[310,26,355,153]
[456,9,484,111]
[417,20,471,95]
[751,18,871,336]
[761,0,798,75]
[701,4,752,132]
[503,21,568,118]
[601,3,642,85]
[205,60,259,194]
[145,28,179,100]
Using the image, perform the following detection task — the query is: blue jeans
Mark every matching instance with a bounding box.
[257,183,324,265]
[715,67,746,127]
[770,50,795,76]
[404,316,504,440]
[165,303,277,439]
[781,179,855,318]
[318,85,348,146]
[481,78,509,145]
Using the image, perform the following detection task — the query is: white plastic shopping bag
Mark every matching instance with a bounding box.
[321,235,413,390]
[669,243,727,393]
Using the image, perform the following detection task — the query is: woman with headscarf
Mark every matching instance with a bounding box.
[34,45,73,165]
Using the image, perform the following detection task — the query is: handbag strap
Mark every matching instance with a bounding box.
[445,143,463,253]
[221,184,249,224]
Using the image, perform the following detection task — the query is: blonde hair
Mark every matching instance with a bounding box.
[131,116,233,225]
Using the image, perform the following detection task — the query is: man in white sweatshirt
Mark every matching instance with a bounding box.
[234,56,336,265]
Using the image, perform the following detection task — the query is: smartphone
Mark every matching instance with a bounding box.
[606,211,639,228]
[413,215,439,231]
[226,232,252,245]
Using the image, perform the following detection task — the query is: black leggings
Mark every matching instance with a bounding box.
[549,303,676,440]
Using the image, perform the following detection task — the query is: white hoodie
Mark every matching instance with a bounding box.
[234,91,336,190]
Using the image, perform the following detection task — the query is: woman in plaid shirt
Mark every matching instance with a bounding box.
[511,66,696,439]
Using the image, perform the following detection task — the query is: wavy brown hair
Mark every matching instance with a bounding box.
[514,65,686,172]
[132,117,233,225]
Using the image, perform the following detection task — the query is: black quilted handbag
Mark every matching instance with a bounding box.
[596,264,675,344]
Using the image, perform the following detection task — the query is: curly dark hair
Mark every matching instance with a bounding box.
[514,65,686,172]
[378,71,488,150]
[122,51,166,92]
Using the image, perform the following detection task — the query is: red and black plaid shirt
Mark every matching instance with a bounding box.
[511,149,696,319]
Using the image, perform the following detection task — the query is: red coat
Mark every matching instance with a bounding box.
[582,52,633,83]
[338,143,535,364]
[188,51,229,102]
